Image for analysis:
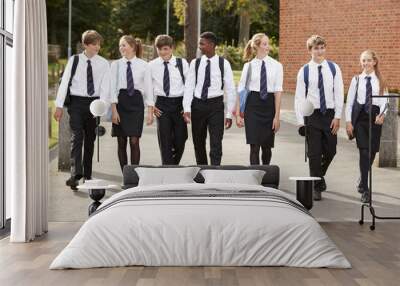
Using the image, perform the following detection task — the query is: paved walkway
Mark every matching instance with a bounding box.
[49,94,400,222]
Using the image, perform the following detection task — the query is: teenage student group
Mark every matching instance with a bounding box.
[54,30,388,203]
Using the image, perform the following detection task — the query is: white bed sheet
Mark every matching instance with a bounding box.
[50,183,351,269]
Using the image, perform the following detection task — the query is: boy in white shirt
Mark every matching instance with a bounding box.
[54,30,110,190]
[183,32,236,165]
[149,35,189,165]
[294,35,344,201]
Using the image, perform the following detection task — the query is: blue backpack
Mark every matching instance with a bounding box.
[303,61,336,97]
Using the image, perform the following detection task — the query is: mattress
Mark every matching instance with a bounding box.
[50,183,351,269]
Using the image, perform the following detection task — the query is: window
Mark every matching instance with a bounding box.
[5,0,13,33]
[1,0,13,231]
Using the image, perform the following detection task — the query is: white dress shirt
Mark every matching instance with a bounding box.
[109,56,154,106]
[56,53,110,108]
[237,56,283,93]
[149,56,189,98]
[294,59,344,125]
[183,54,236,118]
[345,71,388,122]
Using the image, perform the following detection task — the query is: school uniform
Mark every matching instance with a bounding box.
[238,56,283,148]
[56,52,110,181]
[345,71,387,193]
[149,56,189,165]
[294,59,344,193]
[109,57,153,138]
[183,54,236,165]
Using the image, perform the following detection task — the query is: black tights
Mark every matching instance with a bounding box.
[250,144,272,165]
[117,136,140,172]
[359,148,376,191]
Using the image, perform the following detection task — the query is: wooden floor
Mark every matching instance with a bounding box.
[0,221,399,286]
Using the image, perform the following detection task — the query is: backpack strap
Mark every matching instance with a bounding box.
[194,57,225,90]
[353,75,360,103]
[219,56,224,90]
[351,76,360,126]
[327,61,336,78]
[176,57,185,84]
[327,60,337,94]
[68,55,79,91]
[304,61,337,97]
[303,64,309,97]
[195,58,201,86]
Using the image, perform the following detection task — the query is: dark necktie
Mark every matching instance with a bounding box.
[87,59,95,96]
[364,76,372,112]
[201,59,211,101]
[260,60,268,100]
[318,65,327,114]
[126,61,135,96]
[163,61,170,97]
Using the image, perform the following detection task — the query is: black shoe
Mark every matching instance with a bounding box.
[357,185,365,194]
[313,190,322,201]
[314,178,326,193]
[361,191,370,203]
[66,177,79,191]
[320,177,327,192]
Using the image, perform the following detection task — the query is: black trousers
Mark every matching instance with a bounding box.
[67,96,98,180]
[191,96,224,165]
[156,96,188,165]
[354,106,381,191]
[359,149,376,192]
[306,109,337,191]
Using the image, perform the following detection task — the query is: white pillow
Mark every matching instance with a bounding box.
[135,167,200,186]
[200,169,266,185]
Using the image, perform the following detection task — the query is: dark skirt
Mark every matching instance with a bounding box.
[112,89,144,137]
[244,91,275,147]
[354,105,382,153]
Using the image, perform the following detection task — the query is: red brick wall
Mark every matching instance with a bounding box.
[279,0,400,93]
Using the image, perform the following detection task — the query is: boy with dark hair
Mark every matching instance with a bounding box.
[183,32,236,165]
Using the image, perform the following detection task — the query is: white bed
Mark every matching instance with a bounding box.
[50,183,351,269]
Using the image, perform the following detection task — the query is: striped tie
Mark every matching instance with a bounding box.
[201,59,211,101]
[260,60,268,100]
[364,76,372,113]
[126,61,135,96]
[163,61,170,97]
[318,65,327,114]
[87,60,95,96]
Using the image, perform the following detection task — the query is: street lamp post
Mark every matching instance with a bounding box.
[166,0,170,35]
[196,0,201,57]
[68,0,72,58]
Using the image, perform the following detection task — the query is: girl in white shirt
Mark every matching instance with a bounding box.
[345,50,387,203]
[109,35,154,171]
[237,33,283,165]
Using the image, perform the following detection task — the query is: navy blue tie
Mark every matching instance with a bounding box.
[87,60,95,96]
[201,59,211,101]
[126,61,135,96]
[163,61,170,97]
[318,65,327,114]
[364,76,372,113]
[260,60,268,100]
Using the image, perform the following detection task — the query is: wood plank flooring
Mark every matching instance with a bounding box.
[0,222,399,286]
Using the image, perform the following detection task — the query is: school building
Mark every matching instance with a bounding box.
[279,0,400,93]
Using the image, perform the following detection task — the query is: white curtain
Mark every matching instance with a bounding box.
[7,0,48,242]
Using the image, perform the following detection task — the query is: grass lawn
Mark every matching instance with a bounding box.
[48,99,58,149]
[48,59,67,86]
[233,70,241,85]
[48,59,67,149]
